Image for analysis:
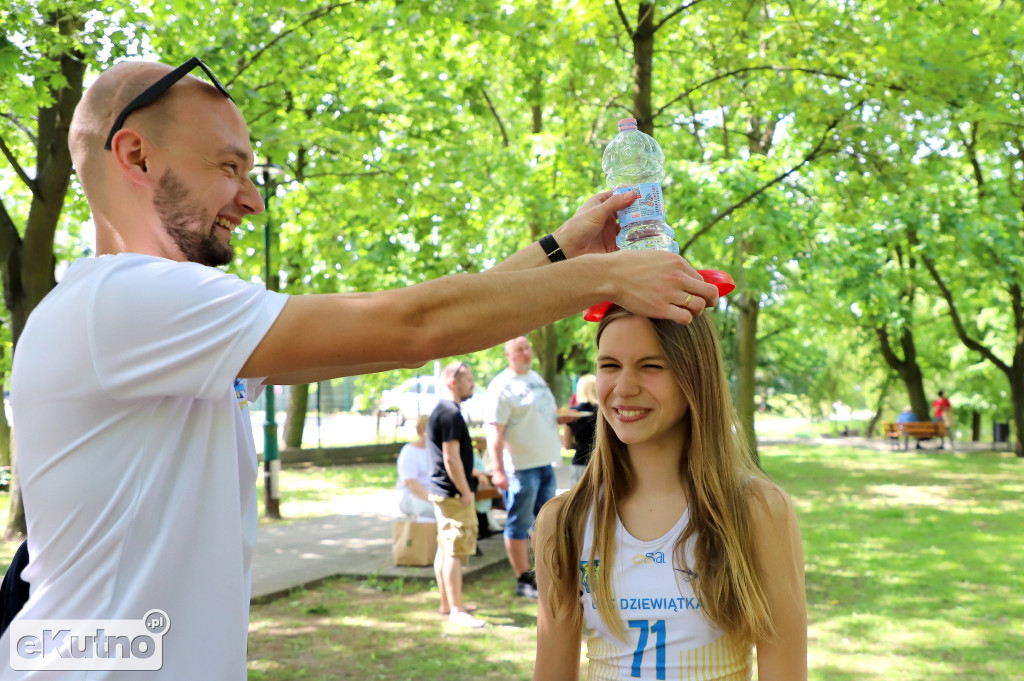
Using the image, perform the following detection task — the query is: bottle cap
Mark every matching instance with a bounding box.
[618,118,638,131]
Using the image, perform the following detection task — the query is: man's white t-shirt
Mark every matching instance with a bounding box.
[485,369,561,471]
[0,254,288,679]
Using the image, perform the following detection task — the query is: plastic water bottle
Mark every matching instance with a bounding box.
[602,117,678,253]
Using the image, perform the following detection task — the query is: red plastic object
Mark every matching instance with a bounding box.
[583,300,614,322]
[697,269,736,296]
[583,269,735,322]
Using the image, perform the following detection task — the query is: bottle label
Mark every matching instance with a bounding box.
[613,182,666,227]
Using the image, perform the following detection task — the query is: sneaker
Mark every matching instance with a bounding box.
[515,570,538,599]
[449,610,486,628]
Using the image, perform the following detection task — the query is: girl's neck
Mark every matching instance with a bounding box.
[625,444,686,497]
[617,430,689,541]
[625,422,686,490]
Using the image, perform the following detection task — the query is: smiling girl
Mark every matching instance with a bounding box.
[533,306,806,681]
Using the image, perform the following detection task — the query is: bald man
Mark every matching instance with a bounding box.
[1,58,717,678]
[484,336,562,598]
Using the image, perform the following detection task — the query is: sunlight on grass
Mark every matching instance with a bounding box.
[255,464,399,525]
[761,444,1023,681]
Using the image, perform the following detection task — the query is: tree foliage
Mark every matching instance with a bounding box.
[2,0,1023,473]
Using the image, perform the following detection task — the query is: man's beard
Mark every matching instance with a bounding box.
[153,170,234,267]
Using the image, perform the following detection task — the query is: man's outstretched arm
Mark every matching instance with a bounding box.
[241,191,719,384]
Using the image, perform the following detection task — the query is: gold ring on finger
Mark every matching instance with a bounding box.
[683,293,693,306]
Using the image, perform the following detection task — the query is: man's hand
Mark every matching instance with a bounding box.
[600,249,720,325]
[552,190,635,258]
[490,469,509,491]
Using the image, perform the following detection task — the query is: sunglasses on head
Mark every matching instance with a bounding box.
[104,57,232,150]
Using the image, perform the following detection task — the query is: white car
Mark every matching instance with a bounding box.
[379,377,439,425]
[379,377,489,426]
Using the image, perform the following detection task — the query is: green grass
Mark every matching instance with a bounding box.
[247,572,540,681]
[760,444,1024,680]
[255,463,399,525]
[247,444,1024,680]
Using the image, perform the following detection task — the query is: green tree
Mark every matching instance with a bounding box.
[0,3,145,536]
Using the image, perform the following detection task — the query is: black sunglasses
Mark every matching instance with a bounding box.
[104,57,232,150]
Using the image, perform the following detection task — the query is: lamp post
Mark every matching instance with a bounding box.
[253,162,285,519]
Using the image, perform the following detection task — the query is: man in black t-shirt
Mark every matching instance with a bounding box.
[427,360,485,628]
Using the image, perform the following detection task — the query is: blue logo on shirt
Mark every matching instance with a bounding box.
[234,379,247,410]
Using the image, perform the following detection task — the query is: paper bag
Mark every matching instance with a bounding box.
[391,520,437,566]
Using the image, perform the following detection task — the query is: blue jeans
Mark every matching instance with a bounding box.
[502,464,557,540]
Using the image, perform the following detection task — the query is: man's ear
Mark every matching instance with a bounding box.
[109,129,153,187]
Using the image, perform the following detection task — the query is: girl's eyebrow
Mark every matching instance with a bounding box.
[596,354,667,362]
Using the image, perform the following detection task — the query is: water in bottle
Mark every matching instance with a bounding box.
[602,117,678,253]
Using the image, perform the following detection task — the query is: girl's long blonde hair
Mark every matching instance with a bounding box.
[542,307,773,644]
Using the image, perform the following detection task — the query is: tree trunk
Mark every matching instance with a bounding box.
[865,373,894,438]
[1,12,86,538]
[530,324,560,400]
[4,431,23,540]
[875,325,930,421]
[284,383,309,448]
[971,410,980,442]
[735,290,759,465]
[1011,370,1024,458]
[0,390,10,469]
[0,352,10,467]
[523,101,561,400]
[632,3,655,135]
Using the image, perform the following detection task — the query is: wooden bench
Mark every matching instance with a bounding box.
[883,421,948,450]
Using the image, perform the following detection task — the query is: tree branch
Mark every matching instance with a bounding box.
[679,113,844,256]
[480,88,510,148]
[0,199,23,265]
[655,65,866,119]
[613,0,634,37]
[755,324,793,344]
[963,120,985,198]
[0,134,41,201]
[226,0,369,87]
[917,245,1011,375]
[1,114,37,146]
[654,0,711,32]
[584,93,624,146]
[875,325,904,370]
[300,169,389,180]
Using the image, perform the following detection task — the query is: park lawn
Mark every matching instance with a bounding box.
[247,572,541,681]
[247,444,1023,681]
[255,463,399,525]
[761,444,1024,680]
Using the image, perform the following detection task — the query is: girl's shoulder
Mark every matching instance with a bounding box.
[743,476,799,537]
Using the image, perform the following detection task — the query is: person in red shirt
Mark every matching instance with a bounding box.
[932,390,953,449]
